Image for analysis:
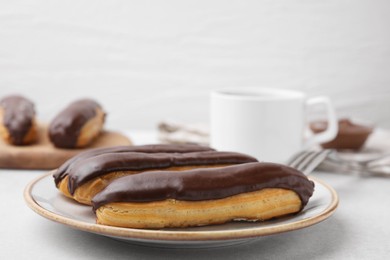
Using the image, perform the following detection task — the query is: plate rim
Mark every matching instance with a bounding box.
[24,172,339,242]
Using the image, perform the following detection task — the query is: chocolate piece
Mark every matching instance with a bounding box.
[64,151,257,195]
[311,119,373,150]
[53,144,215,186]
[92,162,314,211]
[48,99,103,148]
[0,95,35,145]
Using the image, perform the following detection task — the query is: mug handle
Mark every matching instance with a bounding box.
[304,96,338,148]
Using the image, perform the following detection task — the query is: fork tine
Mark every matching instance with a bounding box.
[286,150,306,168]
[293,151,318,171]
[299,149,334,175]
[288,150,315,169]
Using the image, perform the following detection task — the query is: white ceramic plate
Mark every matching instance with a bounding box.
[24,172,338,248]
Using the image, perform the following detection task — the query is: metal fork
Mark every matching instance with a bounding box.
[287,149,390,177]
[318,156,390,177]
[326,151,390,169]
[287,149,334,175]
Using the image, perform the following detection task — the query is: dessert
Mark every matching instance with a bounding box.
[92,162,314,228]
[54,144,215,185]
[53,144,255,205]
[0,95,37,145]
[311,119,373,150]
[48,99,105,148]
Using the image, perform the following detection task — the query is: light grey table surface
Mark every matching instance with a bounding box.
[1,131,389,260]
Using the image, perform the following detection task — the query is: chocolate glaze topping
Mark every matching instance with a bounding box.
[0,95,35,145]
[62,150,257,195]
[92,162,315,211]
[53,144,215,186]
[48,99,103,148]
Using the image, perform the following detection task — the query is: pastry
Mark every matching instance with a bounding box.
[92,162,314,229]
[0,95,37,145]
[54,144,215,184]
[311,118,373,150]
[48,99,105,148]
[53,145,254,205]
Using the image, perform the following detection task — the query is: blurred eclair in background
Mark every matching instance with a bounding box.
[0,95,38,145]
[48,99,105,149]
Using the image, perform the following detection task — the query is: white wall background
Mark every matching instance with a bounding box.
[1,0,389,130]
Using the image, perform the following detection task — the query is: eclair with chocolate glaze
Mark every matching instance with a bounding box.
[54,144,215,186]
[54,147,257,205]
[48,99,105,149]
[0,95,37,145]
[92,162,315,229]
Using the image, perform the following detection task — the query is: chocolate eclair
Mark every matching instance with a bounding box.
[92,162,315,229]
[54,146,256,205]
[54,144,215,186]
[0,95,37,145]
[48,99,105,149]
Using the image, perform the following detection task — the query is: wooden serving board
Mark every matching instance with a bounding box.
[0,124,132,170]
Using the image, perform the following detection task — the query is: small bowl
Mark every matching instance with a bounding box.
[310,119,373,150]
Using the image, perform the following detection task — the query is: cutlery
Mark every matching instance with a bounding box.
[288,148,390,177]
[287,149,334,175]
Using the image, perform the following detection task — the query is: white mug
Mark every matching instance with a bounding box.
[210,88,338,162]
